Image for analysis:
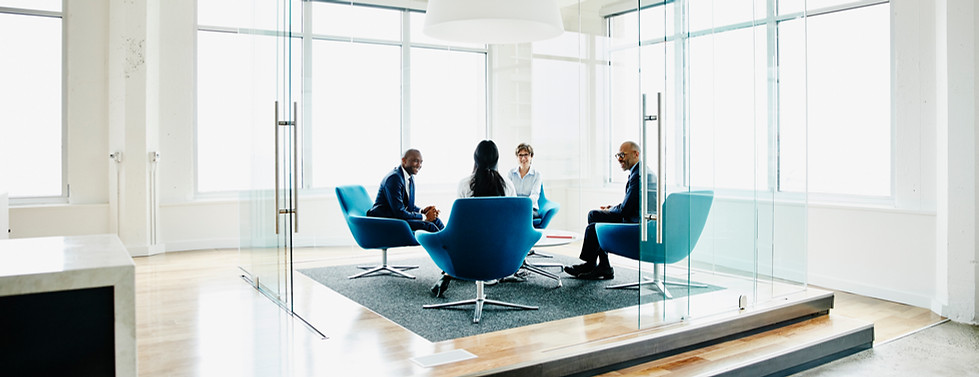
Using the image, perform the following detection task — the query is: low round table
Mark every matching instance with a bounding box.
[522,229,581,288]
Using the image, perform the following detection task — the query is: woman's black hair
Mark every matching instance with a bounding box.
[470,140,507,197]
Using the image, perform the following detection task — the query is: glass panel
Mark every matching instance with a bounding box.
[688,0,756,32]
[197,32,276,193]
[0,13,62,197]
[531,57,584,179]
[804,4,890,196]
[199,0,299,32]
[310,40,401,188]
[232,0,298,314]
[312,2,401,41]
[409,48,487,185]
[0,0,60,12]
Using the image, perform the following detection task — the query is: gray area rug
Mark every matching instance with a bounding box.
[298,254,722,343]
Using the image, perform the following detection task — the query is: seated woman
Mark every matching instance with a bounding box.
[458,140,516,198]
[432,140,516,297]
[507,143,543,219]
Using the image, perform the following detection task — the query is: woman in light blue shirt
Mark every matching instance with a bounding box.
[508,143,544,219]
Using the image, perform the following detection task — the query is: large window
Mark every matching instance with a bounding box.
[197,1,487,194]
[801,4,891,196]
[0,3,63,199]
[608,0,890,198]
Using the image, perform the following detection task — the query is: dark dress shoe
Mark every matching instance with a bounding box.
[431,274,451,298]
[575,265,614,280]
[564,262,596,277]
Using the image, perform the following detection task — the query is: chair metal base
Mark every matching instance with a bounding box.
[520,260,563,288]
[605,279,708,297]
[347,248,418,279]
[423,281,538,323]
[527,249,554,258]
[604,264,706,298]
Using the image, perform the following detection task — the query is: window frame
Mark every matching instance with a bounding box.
[605,0,892,203]
[195,2,489,196]
[0,4,68,204]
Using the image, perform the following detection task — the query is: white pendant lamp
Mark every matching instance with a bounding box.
[424,0,564,44]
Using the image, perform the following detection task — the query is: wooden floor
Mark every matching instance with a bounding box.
[134,246,945,376]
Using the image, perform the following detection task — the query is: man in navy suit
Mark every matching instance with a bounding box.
[565,141,653,280]
[367,149,444,232]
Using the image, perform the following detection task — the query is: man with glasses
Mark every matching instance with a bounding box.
[564,141,653,280]
[367,149,444,232]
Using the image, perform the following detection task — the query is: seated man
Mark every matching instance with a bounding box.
[366,149,443,232]
[564,141,655,280]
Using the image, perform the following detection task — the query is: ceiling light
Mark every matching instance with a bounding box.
[424,0,564,44]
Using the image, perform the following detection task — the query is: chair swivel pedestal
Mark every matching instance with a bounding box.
[605,263,708,298]
[424,281,538,323]
[349,247,419,279]
[416,197,543,324]
[520,260,563,287]
[336,185,422,280]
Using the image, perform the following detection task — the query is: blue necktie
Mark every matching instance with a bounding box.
[408,176,415,209]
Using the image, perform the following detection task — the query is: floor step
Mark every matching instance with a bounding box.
[600,314,874,377]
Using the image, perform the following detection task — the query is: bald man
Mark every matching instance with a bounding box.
[565,141,653,280]
[366,149,443,232]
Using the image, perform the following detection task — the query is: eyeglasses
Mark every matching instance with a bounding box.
[517,153,531,158]
[614,152,628,159]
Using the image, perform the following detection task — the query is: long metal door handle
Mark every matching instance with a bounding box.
[292,102,299,234]
[641,94,649,242]
[640,93,664,243]
[274,101,280,235]
[655,92,664,243]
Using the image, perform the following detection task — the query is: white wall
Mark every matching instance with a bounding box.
[806,0,977,323]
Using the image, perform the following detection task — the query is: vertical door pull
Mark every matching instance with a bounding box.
[274,101,280,234]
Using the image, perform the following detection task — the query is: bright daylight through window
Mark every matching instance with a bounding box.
[607,1,891,197]
[196,1,487,194]
[0,2,63,199]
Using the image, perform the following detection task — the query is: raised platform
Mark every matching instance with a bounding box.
[421,289,872,376]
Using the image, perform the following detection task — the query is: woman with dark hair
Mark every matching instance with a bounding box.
[457,140,515,198]
[432,140,517,297]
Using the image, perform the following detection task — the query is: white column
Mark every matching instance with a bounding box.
[108,0,163,256]
[935,0,977,323]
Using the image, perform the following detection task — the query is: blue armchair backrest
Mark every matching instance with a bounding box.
[535,184,560,229]
[336,185,372,218]
[416,197,542,281]
[596,191,713,264]
[336,185,419,249]
[658,190,713,263]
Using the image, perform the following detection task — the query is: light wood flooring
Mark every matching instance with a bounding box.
[134,246,945,376]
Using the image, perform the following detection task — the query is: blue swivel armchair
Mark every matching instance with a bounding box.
[335,185,421,280]
[533,184,560,229]
[415,197,543,323]
[596,191,713,297]
[523,184,563,284]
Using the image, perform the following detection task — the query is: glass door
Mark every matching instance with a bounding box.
[627,0,809,328]
[239,0,301,313]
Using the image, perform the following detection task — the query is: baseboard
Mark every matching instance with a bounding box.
[162,237,353,253]
[808,272,933,309]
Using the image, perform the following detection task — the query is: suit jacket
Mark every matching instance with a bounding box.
[607,162,656,223]
[366,166,422,221]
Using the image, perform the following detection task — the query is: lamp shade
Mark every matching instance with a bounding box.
[424,0,564,44]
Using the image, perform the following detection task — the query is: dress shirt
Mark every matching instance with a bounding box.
[508,167,543,210]
[457,173,516,198]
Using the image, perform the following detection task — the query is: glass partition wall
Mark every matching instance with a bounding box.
[609,0,810,326]
[228,0,806,339]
